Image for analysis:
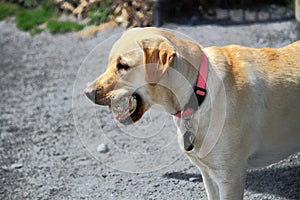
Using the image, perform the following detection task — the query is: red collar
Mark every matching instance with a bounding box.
[173,53,209,118]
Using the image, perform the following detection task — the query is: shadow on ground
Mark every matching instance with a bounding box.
[246,165,300,199]
[163,165,299,199]
[163,172,203,182]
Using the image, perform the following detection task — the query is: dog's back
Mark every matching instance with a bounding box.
[206,41,300,88]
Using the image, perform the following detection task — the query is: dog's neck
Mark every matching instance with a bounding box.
[172,53,209,118]
[171,48,227,156]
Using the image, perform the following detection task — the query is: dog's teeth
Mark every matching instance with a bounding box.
[129,96,137,113]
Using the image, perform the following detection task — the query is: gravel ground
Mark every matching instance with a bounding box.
[0,17,300,200]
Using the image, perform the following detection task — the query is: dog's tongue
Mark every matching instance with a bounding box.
[115,115,127,121]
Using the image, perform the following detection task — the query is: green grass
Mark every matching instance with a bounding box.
[16,6,54,31]
[47,20,84,34]
[87,1,113,25]
[0,2,19,20]
[30,27,43,35]
[14,6,84,34]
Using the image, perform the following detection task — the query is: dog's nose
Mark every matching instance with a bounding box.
[84,86,97,102]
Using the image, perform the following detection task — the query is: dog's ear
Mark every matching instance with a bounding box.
[138,37,176,85]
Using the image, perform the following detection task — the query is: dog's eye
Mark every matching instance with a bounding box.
[116,62,130,71]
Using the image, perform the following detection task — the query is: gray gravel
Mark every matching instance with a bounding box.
[1,17,300,200]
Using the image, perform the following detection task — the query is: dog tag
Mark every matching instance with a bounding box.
[183,131,195,151]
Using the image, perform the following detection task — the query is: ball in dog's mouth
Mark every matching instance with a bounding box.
[111,93,143,125]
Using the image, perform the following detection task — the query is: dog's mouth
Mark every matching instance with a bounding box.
[111,93,143,125]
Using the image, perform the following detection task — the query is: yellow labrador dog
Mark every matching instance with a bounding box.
[84,27,300,199]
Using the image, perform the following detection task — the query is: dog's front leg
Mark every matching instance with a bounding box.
[199,169,220,200]
[219,174,246,200]
[199,164,246,200]
[217,167,246,200]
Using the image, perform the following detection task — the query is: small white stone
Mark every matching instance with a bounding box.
[189,177,200,182]
[97,144,109,153]
[10,163,23,169]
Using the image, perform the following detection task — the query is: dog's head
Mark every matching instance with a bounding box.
[84,27,201,124]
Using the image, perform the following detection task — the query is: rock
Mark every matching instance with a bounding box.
[60,2,75,12]
[189,176,200,182]
[153,183,160,188]
[97,143,109,153]
[11,163,23,169]
[1,163,23,170]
